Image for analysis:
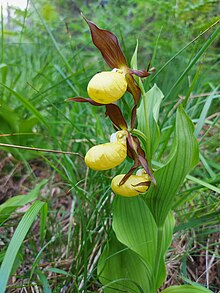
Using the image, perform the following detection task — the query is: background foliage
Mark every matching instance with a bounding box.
[0,0,219,292]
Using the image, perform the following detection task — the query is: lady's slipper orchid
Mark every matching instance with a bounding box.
[85,130,127,170]
[67,15,156,189]
[87,69,127,104]
[69,14,153,129]
[111,169,151,197]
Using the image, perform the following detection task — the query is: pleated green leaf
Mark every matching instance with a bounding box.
[161,285,213,293]
[97,233,153,293]
[155,212,175,289]
[112,196,175,290]
[161,212,175,254]
[113,196,157,267]
[0,200,46,293]
[137,84,164,159]
[146,106,199,226]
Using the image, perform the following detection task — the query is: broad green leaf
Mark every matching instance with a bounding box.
[112,196,175,290]
[155,212,175,289]
[146,106,199,226]
[0,200,46,293]
[0,103,20,132]
[161,212,175,255]
[161,285,213,293]
[130,40,140,86]
[97,233,153,293]
[0,103,38,134]
[113,196,157,266]
[137,84,164,159]
[0,179,48,225]
[0,82,48,127]
[130,40,138,70]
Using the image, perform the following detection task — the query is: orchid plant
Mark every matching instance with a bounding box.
[69,15,213,293]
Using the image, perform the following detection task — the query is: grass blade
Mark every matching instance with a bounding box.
[165,25,220,100]
[152,19,220,81]
[187,175,220,194]
[194,88,218,138]
[0,200,46,293]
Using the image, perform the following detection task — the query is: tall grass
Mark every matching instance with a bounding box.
[0,0,219,292]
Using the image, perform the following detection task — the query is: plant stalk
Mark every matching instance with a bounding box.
[153,226,164,292]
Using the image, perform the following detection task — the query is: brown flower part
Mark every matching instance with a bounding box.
[82,14,127,69]
[67,97,128,131]
[119,133,156,186]
[67,97,102,106]
[105,104,127,130]
[82,14,152,129]
[67,16,156,186]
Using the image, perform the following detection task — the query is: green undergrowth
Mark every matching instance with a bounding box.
[0,0,219,292]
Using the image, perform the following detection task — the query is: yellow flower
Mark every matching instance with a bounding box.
[85,130,127,170]
[111,169,151,197]
[87,69,127,104]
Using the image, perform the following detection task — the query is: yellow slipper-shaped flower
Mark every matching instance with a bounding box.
[87,69,127,104]
[85,130,127,170]
[111,169,151,197]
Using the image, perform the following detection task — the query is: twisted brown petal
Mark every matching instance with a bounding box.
[67,97,102,106]
[133,136,156,185]
[82,15,128,69]
[125,73,141,129]
[125,74,141,105]
[130,68,151,78]
[119,160,140,186]
[131,181,151,188]
[131,104,138,130]
[105,104,128,130]
[119,133,140,186]
[120,133,156,186]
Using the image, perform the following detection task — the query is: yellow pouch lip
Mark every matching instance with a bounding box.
[87,71,127,104]
[85,131,127,171]
[111,172,151,197]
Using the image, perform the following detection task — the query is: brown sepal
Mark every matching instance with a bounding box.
[130,68,151,78]
[119,133,140,186]
[125,73,141,105]
[126,134,156,186]
[131,104,137,130]
[82,15,127,69]
[119,159,140,186]
[67,97,102,106]
[126,132,138,159]
[105,104,128,130]
[133,136,156,185]
[131,181,151,188]
[125,73,141,130]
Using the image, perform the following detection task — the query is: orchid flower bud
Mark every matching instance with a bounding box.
[111,169,151,197]
[87,69,127,104]
[85,130,127,170]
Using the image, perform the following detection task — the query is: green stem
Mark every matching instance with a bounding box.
[132,129,148,150]
[138,79,152,166]
[153,226,164,292]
